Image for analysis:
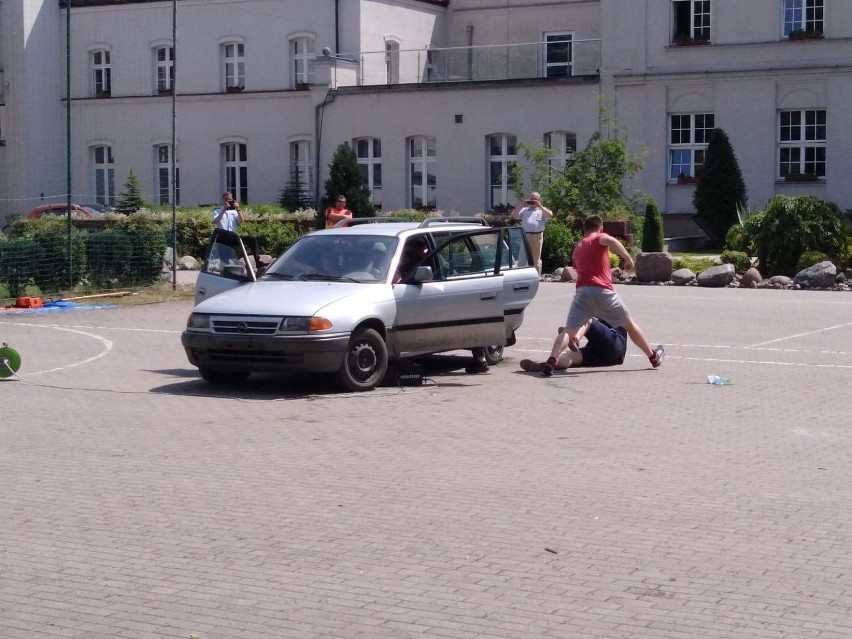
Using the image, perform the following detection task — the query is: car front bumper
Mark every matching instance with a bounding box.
[181,331,351,374]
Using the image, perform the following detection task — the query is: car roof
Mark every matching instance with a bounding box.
[321,220,489,239]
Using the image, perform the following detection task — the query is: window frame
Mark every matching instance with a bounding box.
[154,143,179,205]
[385,39,400,84]
[407,136,437,211]
[542,32,574,78]
[289,139,314,200]
[290,36,314,88]
[672,0,711,44]
[354,137,382,206]
[668,113,715,181]
[487,133,518,210]
[222,41,245,91]
[92,144,116,205]
[221,141,248,203]
[778,108,826,180]
[154,45,174,94]
[544,130,576,171]
[783,0,824,37]
[91,48,112,97]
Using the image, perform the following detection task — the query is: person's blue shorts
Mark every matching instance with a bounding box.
[579,318,627,367]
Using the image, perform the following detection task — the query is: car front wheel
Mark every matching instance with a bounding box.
[336,328,388,392]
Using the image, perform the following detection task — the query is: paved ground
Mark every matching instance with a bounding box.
[2,282,852,639]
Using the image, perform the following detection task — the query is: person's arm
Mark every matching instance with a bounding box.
[213,207,225,226]
[510,202,526,219]
[540,204,554,220]
[600,233,634,270]
[235,203,245,224]
[326,207,347,223]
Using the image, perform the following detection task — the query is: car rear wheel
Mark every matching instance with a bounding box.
[483,345,504,365]
[336,328,388,392]
[198,367,250,384]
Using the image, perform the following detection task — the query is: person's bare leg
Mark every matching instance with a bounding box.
[621,318,653,357]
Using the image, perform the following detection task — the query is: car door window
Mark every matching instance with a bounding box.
[202,230,254,281]
[501,227,534,270]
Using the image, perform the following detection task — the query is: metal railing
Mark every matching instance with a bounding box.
[335,39,601,87]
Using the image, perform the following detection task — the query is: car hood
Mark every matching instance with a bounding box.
[192,280,390,316]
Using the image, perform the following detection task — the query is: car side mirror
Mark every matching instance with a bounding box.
[412,265,434,283]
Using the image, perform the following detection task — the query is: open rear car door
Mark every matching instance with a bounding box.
[194,229,257,305]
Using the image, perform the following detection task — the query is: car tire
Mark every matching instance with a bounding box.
[483,345,504,365]
[198,367,250,384]
[336,328,388,392]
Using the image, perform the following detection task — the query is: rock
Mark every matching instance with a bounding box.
[163,246,175,268]
[611,267,623,282]
[836,272,847,284]
[740,267,763,288]
[696,263,735,287]
[671,268,695,286]
[768,275,792,286]
[794,261,837,288]
[178,255,200,271]
[560,266,577,282]
[635,252,673,283]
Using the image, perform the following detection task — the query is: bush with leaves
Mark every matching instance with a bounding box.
[22,219,88,293]
[541,221,581,272]
[692,129,747,247]
[238,221,305,257]
[744,195,846,276]
[122,215,168,285]
[720,250,751,273]
[641,200,664,252]
[86,230,133,288]
[796,251,830,273]
[0,239,41,297]
[279,169,313,212]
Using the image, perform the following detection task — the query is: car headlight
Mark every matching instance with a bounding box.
[186,313,210,330]
[279,317,333,332]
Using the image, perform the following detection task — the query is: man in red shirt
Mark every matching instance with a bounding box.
[540,215,664,376]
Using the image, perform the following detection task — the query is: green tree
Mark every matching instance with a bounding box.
[510,100,645,221]
[641,200,665,252]
[322,143,374,220]
[115,168,147,214]
[692,128,747,247]
[278,168,312,211]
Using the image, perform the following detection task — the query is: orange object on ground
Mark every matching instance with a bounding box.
[14,297,43,308]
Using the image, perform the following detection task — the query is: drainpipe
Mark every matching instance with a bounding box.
[335,0,340,53]
[466,25,473,80]
[314,90,336,226]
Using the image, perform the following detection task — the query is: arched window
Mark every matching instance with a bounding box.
[221,141,248,203]
[354,137,382,206]
[222,41,245,91]
[154,144,179,205]
[407,136,436,210]
[91,48,112,97]
[487,133,517,209]
[92,145,115,204]
[291,36,315,87]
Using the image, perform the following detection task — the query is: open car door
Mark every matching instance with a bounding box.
[194,229,257,306]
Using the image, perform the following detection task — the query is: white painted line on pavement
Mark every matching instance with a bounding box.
[745,320,852,348]
[2,322,113,376]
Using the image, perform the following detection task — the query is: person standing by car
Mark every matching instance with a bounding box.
[213,191,244,232]
[325,195,353,228]
[511,191,553,275]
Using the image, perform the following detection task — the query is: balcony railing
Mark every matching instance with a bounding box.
[334,39,601,87]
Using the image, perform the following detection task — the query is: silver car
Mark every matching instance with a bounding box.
[181,220,540,391]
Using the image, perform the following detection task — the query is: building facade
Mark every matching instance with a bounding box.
[1,0,850,233]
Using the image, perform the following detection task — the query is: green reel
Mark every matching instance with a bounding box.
[0,343,21,379]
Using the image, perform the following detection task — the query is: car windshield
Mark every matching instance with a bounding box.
[262,234,399,283]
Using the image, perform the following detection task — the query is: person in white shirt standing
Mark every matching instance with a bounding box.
[212,191,245,232]
[511,191,553,275]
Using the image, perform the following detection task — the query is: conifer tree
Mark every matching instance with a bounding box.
[641,200,665,252]
[692,129,747,247]
[115,168,147,213]
[322,143,374,218]
[278,168,312,211]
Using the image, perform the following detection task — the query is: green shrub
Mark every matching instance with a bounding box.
[122,215,169,285]
[796,251,830,273]
[749,195,846,276]
[672,256,718,273]
[85,230,133,287]
[26,219,87,293]
[238,221,305,257]
[641,201,664,252]
[542,221,581,272]
[720,250,751,273]
[0,239,42,297]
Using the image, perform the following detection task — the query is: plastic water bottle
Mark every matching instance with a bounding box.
[707,375,732,386]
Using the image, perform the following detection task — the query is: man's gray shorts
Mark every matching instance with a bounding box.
[565,286,630,331]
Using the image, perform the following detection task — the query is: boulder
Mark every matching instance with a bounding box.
[696,263,735,287]
[794,261,837,289]
[740,267,763,288]
[671,268,695,286]
[768,275,792,286]
[163,246,175,268]
[635,252,673,283]
[559,266,577,282]
[178,255,201,271]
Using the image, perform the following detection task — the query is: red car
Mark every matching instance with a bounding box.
[27,203,96,219]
